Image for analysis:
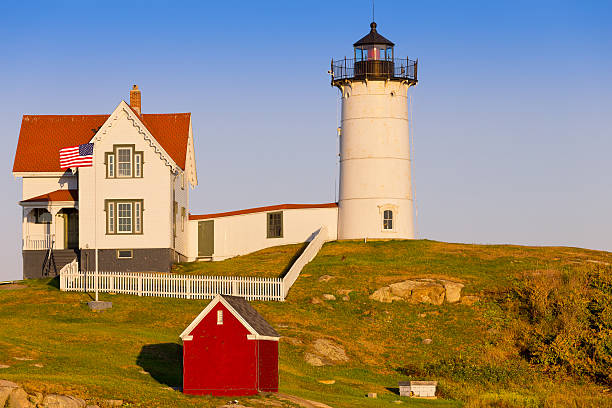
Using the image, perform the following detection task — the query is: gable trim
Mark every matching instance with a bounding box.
[180,294,278,341]
[90,101,180,172]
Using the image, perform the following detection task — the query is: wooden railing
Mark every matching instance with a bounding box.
[23,234,55,250]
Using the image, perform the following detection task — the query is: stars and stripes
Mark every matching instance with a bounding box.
[59,143,94,168]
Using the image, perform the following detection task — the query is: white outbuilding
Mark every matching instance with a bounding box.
[399,381,437,398]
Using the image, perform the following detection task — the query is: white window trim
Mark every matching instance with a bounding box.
[117,147,133,178]
[217,309,223,325]
[378,204,398,233]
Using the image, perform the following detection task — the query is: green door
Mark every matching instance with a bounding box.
[64,210,79,249]
[198,220,214,257]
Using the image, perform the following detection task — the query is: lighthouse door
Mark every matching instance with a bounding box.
[198,220,214,258]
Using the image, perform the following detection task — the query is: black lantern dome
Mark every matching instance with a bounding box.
[331,22,417,86]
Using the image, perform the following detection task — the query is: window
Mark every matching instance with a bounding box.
[117,148,132,177]
[33,208,52,224]
[134,153,142,177]
[217,309,223,325]
[117,249,133,259]
[383,210,393,230]
[105,200,143,234]
[106,154,115,178]
[267,211,283,238]
[181,207,185,232]
[106,145,143,178]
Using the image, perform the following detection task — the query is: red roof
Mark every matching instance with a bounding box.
[13,112,191,172]
[20,189,78,203]
[189,203,338,220]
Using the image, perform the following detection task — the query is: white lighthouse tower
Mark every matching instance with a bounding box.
[331,22,418,239]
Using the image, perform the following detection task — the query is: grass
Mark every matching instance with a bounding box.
[1,240,611,407]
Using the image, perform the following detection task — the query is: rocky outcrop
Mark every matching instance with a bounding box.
[0,380,116,408]
[370,279,465,304]
[305,338,349,366]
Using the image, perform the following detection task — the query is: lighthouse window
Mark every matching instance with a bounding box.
[383,210,393,230]
[267,211,283,238]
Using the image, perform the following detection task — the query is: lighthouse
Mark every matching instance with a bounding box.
[331,22,418,240]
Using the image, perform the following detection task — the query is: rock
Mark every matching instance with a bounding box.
[409,282,445,305]
[461,295,480,306]
[393,400,403,404]
[310,297,322,304]
[342,296,350,301]
[318,380,335,385]
[28,392,43,405]
[367,392,377,398]
[12,357,33,361]
[138,369,149,375]
[369,287,402,303]
[337,289,353,295]
[311,339,348,364]
[318,275,334,283]
[0,388,13,407]
[418,313,427,318]
[322,294,336,301]
[0,380,19,388]
[103,400,123,407]
[32,363,43,368]
[422,338,433,345]
[0,364,10,368]
[7,387,33,408]
[440,280,464,303]
[42,394,86,408]
[388,280,419,297]
[304,352,325,366]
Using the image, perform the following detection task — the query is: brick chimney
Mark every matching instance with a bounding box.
[130,85,141,115]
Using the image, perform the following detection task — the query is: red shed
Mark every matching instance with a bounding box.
[180,294,280,396]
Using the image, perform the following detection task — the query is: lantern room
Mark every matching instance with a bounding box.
[331,21,417,85]
[354,22,394,61]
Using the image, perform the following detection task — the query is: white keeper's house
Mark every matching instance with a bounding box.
[13,22,418,279]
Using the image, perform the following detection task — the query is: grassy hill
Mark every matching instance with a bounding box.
[1,240,611,407]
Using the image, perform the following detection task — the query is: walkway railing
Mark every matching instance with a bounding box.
[23,234,55,250]
[282,226,328,298]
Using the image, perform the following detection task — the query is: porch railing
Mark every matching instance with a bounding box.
[23,234,55,250]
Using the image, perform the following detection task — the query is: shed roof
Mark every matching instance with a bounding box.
[189,202,337,220]
[20,189,78,204]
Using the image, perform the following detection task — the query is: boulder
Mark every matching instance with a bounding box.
[440,280,464,303]
[322,294,336,301]
[41,394,86,408]
[409,282,445,305]
[310,297,322,305]
[0,380,19,388]
[388,280,419,297]
[422,338,433,345]
[7,387,33,408]
[369,287,402,303]
[318,275,334,283]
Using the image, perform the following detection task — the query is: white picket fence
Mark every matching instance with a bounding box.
[59,226,327,301]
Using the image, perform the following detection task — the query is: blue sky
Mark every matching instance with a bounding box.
[1,1,611,280]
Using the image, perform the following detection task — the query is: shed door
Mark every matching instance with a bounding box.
[198,220,214,257]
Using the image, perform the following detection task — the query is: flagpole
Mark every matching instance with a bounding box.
[94,142,99,302]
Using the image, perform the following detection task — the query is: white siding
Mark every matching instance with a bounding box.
[78,108,174,250]
[186,207,338,261]
[172,170,189,258]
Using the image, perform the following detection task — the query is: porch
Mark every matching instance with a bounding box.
[20,189,79,251]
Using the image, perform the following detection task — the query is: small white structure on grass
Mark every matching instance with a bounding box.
[399,381,437,398]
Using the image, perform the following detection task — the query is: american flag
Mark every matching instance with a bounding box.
[59,143,94,168]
